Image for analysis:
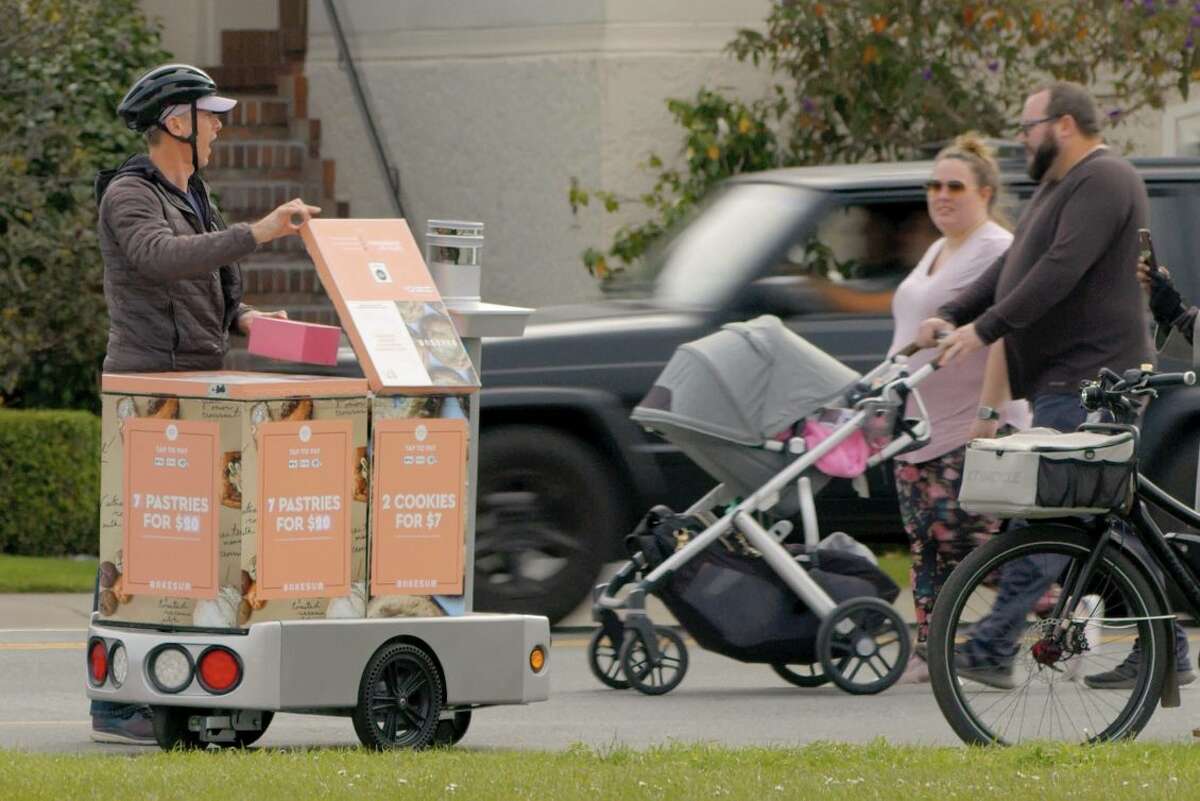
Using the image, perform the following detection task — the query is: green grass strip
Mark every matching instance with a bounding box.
[2,741,1198,800]
[0,554,97,593]
[874,548,911,590]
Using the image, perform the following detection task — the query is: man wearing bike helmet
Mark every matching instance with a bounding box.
[96,63,320,374]
[90,64,320,743]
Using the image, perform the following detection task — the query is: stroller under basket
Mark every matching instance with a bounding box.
[589,316,937,696]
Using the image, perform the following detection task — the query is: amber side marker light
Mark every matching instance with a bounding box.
[529,645,546,673]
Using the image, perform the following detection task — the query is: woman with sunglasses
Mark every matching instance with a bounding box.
[887,133,1031,683]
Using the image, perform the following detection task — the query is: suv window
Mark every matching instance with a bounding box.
[756,199,936,317]
[1148,185,1200,302]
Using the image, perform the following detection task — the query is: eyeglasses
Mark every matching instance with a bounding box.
[1015,114,1061,135]
[925,180,967,194]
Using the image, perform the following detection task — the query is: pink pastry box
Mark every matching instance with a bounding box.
[248,317,342,366]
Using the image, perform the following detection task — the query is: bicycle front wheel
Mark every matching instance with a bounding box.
[928,525,1169,745]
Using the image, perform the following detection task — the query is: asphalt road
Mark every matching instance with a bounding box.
[4,623,1200,753]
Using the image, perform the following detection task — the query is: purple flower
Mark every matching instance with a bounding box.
[1192,12,1200,25]
[1109,108,1124,120]
[802,97,816,113]
[1144,0,1156,9]
[1188,34,1195,48]
[1126,0,1136,8]
[987,60,999,72]
[921,66,933,81]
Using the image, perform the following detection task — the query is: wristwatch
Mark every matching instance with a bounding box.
[977,406,1001,421]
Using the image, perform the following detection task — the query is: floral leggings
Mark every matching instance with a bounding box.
[894,446,1003,644]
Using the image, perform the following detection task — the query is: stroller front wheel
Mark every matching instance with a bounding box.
[817,598,911,695]
[619,626,689,695]
[587,627,632,690]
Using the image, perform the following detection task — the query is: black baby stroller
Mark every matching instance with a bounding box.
[588,316,938,696]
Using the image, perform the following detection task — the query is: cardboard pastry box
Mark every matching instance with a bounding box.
[98,372,369,628]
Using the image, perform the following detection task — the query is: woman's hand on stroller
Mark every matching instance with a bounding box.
[916,317,955,349]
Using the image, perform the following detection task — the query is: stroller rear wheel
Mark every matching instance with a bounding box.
[619,626,689,695]
[771,661,834,688]
[587,627,631,689]
[817,597,911,695]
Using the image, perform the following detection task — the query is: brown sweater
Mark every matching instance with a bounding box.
[938,149,1154,399]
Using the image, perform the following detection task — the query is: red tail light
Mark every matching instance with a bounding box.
[88,639,108,685]
[197,647,242,694]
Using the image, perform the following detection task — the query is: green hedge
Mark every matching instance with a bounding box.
[0,409,100,556]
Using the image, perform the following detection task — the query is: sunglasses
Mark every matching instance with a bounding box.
[925,180,967,194]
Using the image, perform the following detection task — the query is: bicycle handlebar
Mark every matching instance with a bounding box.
[1080,369,1196,418]
[1146,371,1197,389]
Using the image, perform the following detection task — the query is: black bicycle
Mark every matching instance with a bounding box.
[928,365,1200,745]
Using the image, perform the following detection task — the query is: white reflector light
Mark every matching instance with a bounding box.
[110,643,128,688]
[150,646,192,693]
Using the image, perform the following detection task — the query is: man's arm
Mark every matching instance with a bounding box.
[936,251,1005,325]
[103,182,257,282]
[971,167,1134,344]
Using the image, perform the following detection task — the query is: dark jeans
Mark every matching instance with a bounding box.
[968,393,1190,666]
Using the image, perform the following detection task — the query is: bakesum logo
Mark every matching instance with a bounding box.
[165,424,178,442]
[299,425,312,443]
[967,468,1022,485]
[415,424,428,442]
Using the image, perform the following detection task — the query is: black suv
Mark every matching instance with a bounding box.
[477,157,1200,623]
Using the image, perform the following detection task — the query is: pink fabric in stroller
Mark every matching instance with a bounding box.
[802,420,870,478]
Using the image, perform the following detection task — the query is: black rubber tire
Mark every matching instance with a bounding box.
[817,597,911,695]
[232,711,273,748]
[151,706,204,751]
[433,711,472,747]
[588,627,631,689]
[927,527,1169,745]
[770,661,832,688]
[618,626,689,696]
[352,642,444,750]
[474,425,617,624]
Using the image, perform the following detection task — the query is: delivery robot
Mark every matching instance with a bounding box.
[84,220,549,750]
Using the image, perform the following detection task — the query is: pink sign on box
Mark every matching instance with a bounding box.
[248,317,342,366]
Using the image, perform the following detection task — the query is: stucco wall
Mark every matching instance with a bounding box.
[304,0,774,307]
[141,0,278,67]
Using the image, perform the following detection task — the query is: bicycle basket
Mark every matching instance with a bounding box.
[959,428,1135,518]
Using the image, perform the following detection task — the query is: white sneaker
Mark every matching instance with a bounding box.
[1066,594,1104,682]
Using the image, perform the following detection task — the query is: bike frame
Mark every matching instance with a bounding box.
[1045,424,1200,643]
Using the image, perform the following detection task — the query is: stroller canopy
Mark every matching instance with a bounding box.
[633,315,862,446]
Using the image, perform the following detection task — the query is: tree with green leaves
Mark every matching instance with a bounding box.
[0,0,169,409]
[570,0,1198,282]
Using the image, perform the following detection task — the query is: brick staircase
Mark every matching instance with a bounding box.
[203,0,344,327]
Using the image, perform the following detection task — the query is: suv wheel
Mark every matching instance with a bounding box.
[474,425,617,624]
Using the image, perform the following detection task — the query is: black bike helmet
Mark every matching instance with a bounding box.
[117,63,220,132]
[117,63,235,174]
